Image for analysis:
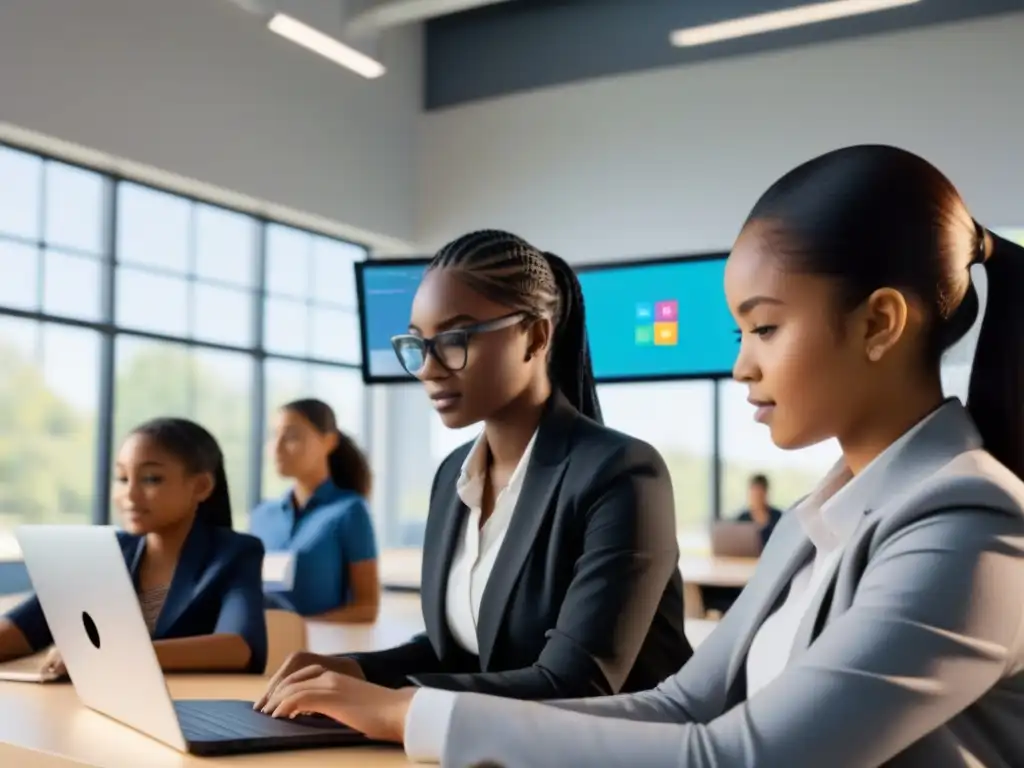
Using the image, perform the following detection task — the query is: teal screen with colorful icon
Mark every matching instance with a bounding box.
[356,254,735,383]
[577,255,734,382]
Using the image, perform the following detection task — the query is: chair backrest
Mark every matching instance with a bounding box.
[683,577,705,619]
[264,609,307,673]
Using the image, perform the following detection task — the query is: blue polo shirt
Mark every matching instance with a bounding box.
[249,481,378,616]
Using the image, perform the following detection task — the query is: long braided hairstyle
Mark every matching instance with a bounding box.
[428,230,603,423]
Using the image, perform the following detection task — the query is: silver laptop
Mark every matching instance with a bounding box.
[710,520,764,558]
[15,524,374,756]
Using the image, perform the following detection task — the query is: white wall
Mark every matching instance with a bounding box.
[418,12,1024,261]
[398,14,1021,549]
[0,0,421,251]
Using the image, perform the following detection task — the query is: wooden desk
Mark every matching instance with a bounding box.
[379,548,423,592]
[678,555,758,588]
[305,593,424,655]
[305,594,719,651]
[0,675,411,767]
[0,576,716,766]
[0,592,418,767]
[0,742,91,767]
[376,549,759,592]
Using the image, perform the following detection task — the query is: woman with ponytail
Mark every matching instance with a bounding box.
[257,230,689,730]
[255,154,1024,766]
[0,418,267,675]
[250,399,379,622]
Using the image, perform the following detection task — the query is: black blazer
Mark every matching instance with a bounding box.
[348,393,691,699]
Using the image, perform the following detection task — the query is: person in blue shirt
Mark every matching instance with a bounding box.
[0,417,268,675]
[250,399,380,622]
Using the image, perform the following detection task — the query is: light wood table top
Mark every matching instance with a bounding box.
[378,548,423,592]
[679,554,759,588]
[306,592,424,655]
[0,675,411,767]
[0,571,717,767]
[376,548,759,591]
[0,592,423,767]
[0,742,91,767]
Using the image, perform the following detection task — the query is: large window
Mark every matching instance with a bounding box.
[0,317,100,558]
[413,357,983,554]
[598,382,715,547]
[0,143,368,556]
[717,380,838,520]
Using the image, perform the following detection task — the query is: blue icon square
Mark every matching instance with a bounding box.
[635,302,653,321]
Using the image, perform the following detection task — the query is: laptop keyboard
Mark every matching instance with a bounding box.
[174,699,357,742]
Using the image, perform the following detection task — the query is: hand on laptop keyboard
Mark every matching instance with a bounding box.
[276,711,352,731]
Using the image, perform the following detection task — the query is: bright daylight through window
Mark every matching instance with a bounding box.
[0,143,367,559]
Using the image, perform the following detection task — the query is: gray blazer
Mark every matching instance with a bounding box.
[442,400,1024,767]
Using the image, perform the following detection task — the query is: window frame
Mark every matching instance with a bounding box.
[0,140,370,528]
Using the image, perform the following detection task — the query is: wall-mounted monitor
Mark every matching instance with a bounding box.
[577,253,734,383]
[355,257,432,384]
[355,253,735,384]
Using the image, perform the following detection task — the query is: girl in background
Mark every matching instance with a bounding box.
[250,399,379,623]
[0,418,267,675]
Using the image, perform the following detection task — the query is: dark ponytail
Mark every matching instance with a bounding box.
[282,399,372,498]
[130,417,233,528]
[429,229,603,423]
[743,144,1024,480]
[201,464,234,528]
[542,251,602,423]
[966,230,1024,480]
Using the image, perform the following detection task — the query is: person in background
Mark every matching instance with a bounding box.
[736,473,783,546]
[250,399,379,623]
[250,148,1024,767]
[257,230,690,733]
[0,418,267,675]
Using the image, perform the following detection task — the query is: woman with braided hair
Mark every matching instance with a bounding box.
[257,230,691,742]
[274,151,1024,767]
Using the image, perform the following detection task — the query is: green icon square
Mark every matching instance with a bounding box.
[635,325,653,345]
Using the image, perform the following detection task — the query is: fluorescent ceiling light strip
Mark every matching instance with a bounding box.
[268,13,385,79]
[670,0,922,47]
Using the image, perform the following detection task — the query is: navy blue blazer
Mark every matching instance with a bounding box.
[5,521,268,674]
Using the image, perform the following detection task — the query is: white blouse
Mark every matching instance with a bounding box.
[444,430,537,655]
[404,430,537,762]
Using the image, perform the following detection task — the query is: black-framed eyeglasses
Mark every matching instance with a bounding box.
[390,312,527,376]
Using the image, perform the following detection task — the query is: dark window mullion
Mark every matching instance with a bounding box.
[92,176,118,524]
[248,218,268,509]
[35,161,48,313]
[305,236,315,358]
[711,379,722,521]
[186,204,199,415]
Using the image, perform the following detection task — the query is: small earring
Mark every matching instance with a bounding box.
[868,348,881,362]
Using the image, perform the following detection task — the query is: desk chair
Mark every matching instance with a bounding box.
[683,580,705,619]
[264,609,307,674]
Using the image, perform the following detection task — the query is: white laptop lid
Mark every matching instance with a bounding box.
[15,524,187,752]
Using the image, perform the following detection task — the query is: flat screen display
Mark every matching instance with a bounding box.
[577,254,734,382]
[355,253,734,384]
[355,258,432,383]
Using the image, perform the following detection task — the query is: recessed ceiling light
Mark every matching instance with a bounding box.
[670,0,922,47]
[267,13,386,79]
